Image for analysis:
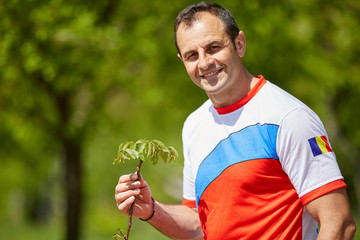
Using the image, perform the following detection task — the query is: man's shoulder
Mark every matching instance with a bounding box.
[185,99,213,123]
[259,81,310,115]
[182,99,213,135]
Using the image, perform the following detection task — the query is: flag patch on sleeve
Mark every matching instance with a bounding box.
[308,136,333,157]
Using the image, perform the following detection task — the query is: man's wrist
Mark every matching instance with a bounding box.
[140,197,155,221]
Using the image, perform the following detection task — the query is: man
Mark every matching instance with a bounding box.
[115,2,356,239]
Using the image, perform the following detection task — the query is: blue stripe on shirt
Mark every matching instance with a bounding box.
[195,123,279,206]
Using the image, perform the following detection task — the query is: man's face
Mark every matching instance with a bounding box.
[176,12,245,98]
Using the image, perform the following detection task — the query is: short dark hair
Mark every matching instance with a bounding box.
[174,2,240,55]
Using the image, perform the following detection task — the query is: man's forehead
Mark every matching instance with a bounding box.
[177,12,227,43]
[177,13,228,53]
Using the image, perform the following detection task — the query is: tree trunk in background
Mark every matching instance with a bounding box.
[64,139,82,240]
[55,89,84,240]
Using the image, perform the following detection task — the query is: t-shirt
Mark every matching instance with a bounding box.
[181,75,346,240]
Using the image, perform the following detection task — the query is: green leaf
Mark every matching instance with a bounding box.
[118,141,133,152]
[129,141,136,150]
[149,141,156,158]
[151,139,166,150]
[113,153,122,165]
[137,140,148,154]
[158,148,170,163]
[168,146,178,162]
[125,148,139,159]
[150,153,159,166]
[114,139,177,165]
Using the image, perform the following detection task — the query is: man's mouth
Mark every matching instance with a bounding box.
[201,68,223,78]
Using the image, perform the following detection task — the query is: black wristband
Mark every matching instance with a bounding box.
[140,197,155,221]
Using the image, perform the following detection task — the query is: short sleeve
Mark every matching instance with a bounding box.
[276,107,344,201]
[182,155,196,204]
[182,118,197,206]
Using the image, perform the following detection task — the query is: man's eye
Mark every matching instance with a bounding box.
[208,46,221,54]
[185,53,198,61]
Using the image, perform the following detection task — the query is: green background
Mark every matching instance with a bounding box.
[0,0,359,239]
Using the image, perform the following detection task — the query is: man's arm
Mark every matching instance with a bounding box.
[115,173,203,240]
[305,188,356,240]
[148,202,203,240]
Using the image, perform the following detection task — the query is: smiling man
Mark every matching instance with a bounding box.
[176,9,253,108]
[115,2,356,239]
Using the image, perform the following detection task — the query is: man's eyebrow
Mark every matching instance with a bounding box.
[206,40,224,46]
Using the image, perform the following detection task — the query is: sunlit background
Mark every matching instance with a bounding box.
[0,0,359,239]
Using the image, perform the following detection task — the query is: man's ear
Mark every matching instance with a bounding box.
[177,53,183,62]
[235,31,246,58]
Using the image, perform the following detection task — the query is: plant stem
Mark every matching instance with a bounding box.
[125,159,143,240]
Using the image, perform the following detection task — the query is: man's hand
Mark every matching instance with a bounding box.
[115,173,203,240]
[115,173,154,220]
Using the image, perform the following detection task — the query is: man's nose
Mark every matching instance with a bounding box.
[198,52,214,70]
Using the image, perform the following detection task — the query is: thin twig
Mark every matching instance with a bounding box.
[125,159,143,240]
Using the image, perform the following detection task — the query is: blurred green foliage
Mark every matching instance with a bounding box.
[0,0,359,239]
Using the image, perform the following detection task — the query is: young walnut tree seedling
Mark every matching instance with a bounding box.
[113,139,178,240]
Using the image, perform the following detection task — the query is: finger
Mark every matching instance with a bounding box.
[118,173,138,184]
[117,195,136,215]
[115,187,140,203]
[115,180,141,194]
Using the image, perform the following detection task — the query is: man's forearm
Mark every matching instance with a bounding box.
[147,201,203,240]
[305,188,356,240]
[317,219,356,240]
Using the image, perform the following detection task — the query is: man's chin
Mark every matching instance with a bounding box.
[200,80,225,93]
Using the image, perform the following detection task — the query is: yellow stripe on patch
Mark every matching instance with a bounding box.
[315,136,328,154]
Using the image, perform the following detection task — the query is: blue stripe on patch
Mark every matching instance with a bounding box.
[308,137,322,157]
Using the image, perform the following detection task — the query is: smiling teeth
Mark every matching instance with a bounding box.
[204,69,220,77]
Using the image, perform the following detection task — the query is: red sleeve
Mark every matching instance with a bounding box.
[300,179,347,205]
[182,198,197,208]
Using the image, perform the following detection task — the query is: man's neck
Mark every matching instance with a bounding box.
[208,70,257,108]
